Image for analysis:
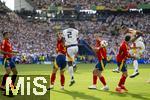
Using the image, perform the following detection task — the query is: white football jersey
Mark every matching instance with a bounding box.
[131,40,145,53]
[135,41,145,51]
[63,28,78,46]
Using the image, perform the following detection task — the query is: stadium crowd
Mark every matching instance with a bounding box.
[28,0,150,9]
[0,11,149,63]
[0,12,56,63]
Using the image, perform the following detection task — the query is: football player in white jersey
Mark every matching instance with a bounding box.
[63,22,79,86]
[124,27,145,78]
[129,34,145,78]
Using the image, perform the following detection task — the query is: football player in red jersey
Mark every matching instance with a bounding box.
[113,26,145,78]
[47,33,67,90]
[0,32,18,91]
[115,35,131,93]
[88,35,109,90]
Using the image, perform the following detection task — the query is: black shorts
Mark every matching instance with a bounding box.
[3,58,16,69]
[117,61,127,72]
[95,59,107,71]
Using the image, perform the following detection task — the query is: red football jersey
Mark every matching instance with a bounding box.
[95,39,107,61]
[56,38,66,55]
[116,41,130,62]
[1,39,13,58]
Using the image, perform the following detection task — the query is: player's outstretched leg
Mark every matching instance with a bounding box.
[60,70,65,90]
[98,71,109,91]
[73,63,78,72]
[47,68,57,90]
[0,68,11,91]
[11,67,18,89]
[68,62,75,86]
[68,67,75,86]
[130,59,139,78]
[116,72,128,93]
[88,69,97,89]
[99,76,109,91]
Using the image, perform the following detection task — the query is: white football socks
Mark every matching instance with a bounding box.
[133,60,139,73]
[68,66,74,81]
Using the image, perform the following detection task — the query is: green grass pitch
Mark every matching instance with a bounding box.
[0,63,150,100]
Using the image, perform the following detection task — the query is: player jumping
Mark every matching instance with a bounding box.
[0,32,18,91]
[48,33,66,90]
[128,30,145,78]
[88,35,109,90]
[63,22,79,86]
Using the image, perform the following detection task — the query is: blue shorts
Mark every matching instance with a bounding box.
[95,59,107,71]
[3,58,16,68]
[54,54,66,70]
[117,61,127,72]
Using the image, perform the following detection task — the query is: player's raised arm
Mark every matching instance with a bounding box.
[0,50,14,55]
[131,32,143,43]
[90,44,100,52]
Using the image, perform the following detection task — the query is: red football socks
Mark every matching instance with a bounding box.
[50,73,56,85]
[99,76,106,86]
[60,74,65,86]
[1,74,9,86]
[11,75,17,86]
[93,75,97,85]
[118,75,127,87]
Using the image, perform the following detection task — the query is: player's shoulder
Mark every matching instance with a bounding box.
[63,28,69,31]
[63,28,70,34]
[120,41,127,47]
[71,28,79,34]
[63,28,78,33]
[71,28,78,30]
[68,28,78,31]
[2,39,7,44]
[62,29,67,33]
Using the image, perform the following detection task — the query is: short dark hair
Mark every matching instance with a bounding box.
[2,32,8,37]
[68,22,75,28]
[125,35,131,42]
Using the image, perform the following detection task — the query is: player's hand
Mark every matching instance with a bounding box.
[107,56,112,61]
[91,46,99,52]
[136,31,143,36]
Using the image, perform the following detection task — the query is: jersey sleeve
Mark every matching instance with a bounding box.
[1,40,6,51]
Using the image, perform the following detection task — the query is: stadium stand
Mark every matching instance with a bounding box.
[25,0,150,9]
[0,0,149,63]
[0,1,10,13]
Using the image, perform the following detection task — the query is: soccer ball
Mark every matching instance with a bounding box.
[101,40,108,47]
